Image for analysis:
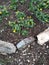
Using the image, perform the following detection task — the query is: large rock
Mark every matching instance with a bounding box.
[37,27,49,45]
[17,36,35,49]
[0,40,16,55]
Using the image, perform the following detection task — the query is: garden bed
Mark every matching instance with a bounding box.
[0,0,49,65]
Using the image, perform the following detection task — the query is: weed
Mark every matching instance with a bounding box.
[21,30,28,36]
[8,17,35,36]
[0,5,9,22]
[10,0,18,10]
[24,19,35,28]
[16,11,26,20]
[19,0,26,4]
[29,0,49,23]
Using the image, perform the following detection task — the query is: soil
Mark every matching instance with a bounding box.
[0,0,49,65]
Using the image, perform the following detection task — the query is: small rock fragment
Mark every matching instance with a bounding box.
[0,40,16,55]
[33,58,36,61]
[37,27,49,45]
[17,36,35,49]
[27,59,30,62]
[46,45,49,48]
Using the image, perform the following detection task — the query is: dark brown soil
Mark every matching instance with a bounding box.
[0,0,49,65]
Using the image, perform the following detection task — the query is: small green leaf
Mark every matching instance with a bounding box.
[21,30,28,36]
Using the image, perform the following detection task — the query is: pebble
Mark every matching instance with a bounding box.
[44,52,47,55]
[27,59,30,62]
[46,45,49,48]
[14,58,17,61]
[23,53,27,56]
[20,56,23,59]
[28,45,30,48]
[33,58,35,62]
[38,56,40,58]
[40,52,42,55]
[28,53,31,55]
[19,59,21,62]
[16,51,18,53]
[0,29,4,33]
[5,18,8,20]
[22,49,27,53]
[18,62,23,65]
[27,56,29,58]
[43,64,44,65]
[9,56,11,58]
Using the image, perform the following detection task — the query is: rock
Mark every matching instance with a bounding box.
[0,40,16,55]
[0,64,2,65]
[16,36,35,49]
[37,27,49,45]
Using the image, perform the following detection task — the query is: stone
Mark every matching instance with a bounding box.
[0,64,2,65]
[0,40,16,55]
[37,27,49,45]
[16,36,35,49]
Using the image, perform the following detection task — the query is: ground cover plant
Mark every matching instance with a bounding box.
[0,0,49,65]
[8,11,35,35]
[0,5,9,22]
[29,0,49,23]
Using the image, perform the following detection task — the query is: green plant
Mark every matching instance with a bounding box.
[21,30,28,36]
[16,11,26,20]
[30,0,49,9]
[9,10,35,36]
[0,5,4,9]
[10,0,26,10]
[2,9,9,17]
[0,6,9,22]
[9,21,21,33]
[8,19,35,36]
[0,58,13,65]
[11,0,18,3]
[15,11,35,27]
[29,0,49,23]
[24,19,35,28]
[0,59,5,65]
[19,0,26,4]
[10,0,18,10]
[36,10,49,23]
[37,0,49,9]
[0,16,2,22]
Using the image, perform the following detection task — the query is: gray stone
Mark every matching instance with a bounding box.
[17,36,35,49]
[0,40,16,55]
[0,64,2,65]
